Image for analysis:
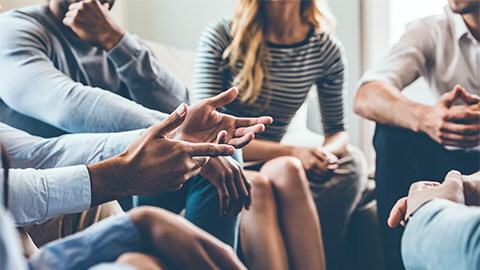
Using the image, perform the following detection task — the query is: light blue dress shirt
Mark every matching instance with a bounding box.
[402,199,480,270]
[0,122,142,227]
[0,203,140,270]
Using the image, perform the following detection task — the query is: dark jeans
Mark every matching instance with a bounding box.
[373,124,480,270]
[135,150,243,247]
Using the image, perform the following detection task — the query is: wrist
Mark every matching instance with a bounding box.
[87,156,128,205]
[101,28,124,51]
[412,104,431,133]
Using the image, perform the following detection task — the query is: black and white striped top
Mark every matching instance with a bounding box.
[193,18,347,142]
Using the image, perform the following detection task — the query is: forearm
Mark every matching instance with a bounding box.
[354,81,428,132]
[322,131,349,157]
[402,199,480,270]
[242,139,294,162]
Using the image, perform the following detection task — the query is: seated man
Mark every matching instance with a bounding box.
[388,170,480,270]
[2,106,238,254]
[0,145,246,270]
[354,0,480,268]
[0,0,271,246]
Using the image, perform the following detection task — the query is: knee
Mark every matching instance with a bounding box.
[261,156,309,190]
[116,252,163,270]
[246,171,274,200]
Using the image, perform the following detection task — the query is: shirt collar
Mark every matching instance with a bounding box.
[446,5,470,42]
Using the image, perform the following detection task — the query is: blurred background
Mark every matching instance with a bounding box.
[1,0,446,167]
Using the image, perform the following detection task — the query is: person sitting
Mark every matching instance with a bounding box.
[354,0,480,268]
[388,170,480,270]
[0,143,247,270]
[193,0,367,269]
[0,0,271,247]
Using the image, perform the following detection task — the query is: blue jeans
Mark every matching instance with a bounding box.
[135,150,243,247]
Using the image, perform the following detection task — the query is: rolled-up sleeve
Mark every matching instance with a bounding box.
[356,19,435,91]
[8,165,91,227]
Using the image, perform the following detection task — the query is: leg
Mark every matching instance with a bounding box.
[373,124,454,270]
[309,145,367,270]
[183,150,245,247]
[24,200,123,252]
[239,171,289,270]
[260,156,325,270]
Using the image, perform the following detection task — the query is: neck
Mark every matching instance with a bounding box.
[263,1,310,44]
[462,10,480,41]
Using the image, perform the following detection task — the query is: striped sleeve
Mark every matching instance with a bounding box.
[193,18,231,102]
[316,35,347,134]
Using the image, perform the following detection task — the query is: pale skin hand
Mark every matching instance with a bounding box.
[242,131,348,181]
[169,87,273,148]
[62,0,124,50]
[387,170,466,228]
[129,206,247,270]
[355,82,480,148]
[462,171,480,206]
[87,104,236,206]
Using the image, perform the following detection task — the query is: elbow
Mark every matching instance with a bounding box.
[353,84,372,117]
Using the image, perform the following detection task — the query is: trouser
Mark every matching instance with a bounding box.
[373,124,480,270]
[20,200,123,257]
[310,145,368,270]
[136,150,243,247]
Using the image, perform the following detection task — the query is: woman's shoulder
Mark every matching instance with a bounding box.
[199,17,233,50]
[310,31,344,51]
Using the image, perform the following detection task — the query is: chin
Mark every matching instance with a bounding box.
[449,0,480,14]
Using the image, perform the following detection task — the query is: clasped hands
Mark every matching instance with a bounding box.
[388,170,480,228]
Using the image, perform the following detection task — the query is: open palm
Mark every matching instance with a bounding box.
[170,87,273,148]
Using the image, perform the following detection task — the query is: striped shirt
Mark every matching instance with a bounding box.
[194,18,347,142]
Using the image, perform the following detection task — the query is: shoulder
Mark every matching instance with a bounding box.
[401,12,448,44]
[311,32,346,65]
[0,5,51,49]
[198,17,233,53]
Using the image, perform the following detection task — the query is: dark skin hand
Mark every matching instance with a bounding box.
[87,104,236,206]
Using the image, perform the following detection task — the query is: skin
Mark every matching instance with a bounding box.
[49,0,274,213]
[238,1,329,269]
[387,170,480,228]
[354,0,480,148]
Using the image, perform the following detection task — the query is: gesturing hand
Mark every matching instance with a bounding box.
[129,207,247,270]
[420,85,480,148]
[387,170,465,228]
[63,0,124,50]
[169,87,273,148]
[87,104,235,205]
[201,149,251,216]
[291,146,339,182]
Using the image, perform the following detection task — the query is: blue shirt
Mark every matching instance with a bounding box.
[0,122,142,227]
[402,199,480,270]
[0,204,140,270]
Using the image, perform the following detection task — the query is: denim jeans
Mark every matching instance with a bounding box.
[373,124,480,270]
[135,150,243,247]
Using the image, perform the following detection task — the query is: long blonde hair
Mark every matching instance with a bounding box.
[223,0,335,105]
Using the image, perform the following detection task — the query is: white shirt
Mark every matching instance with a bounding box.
[359,6,479,100]
[0,123,142,227]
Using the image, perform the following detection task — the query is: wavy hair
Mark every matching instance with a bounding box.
[223,0,335,105]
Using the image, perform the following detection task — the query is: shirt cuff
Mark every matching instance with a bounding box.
[43,165,91,222]
[107,33,141,67]
[103,130,144,159]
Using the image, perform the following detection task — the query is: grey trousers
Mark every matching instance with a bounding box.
[310,146,368,270]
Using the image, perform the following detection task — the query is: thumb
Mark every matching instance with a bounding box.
[215,130,228,145]
[439,85,462,107]
[153,103,188,137]
[443,170,463,187]
[207,87,239,108]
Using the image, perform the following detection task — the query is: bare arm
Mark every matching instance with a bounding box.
[354,81,427,132]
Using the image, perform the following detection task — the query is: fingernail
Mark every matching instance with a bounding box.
[176,103,186,116]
